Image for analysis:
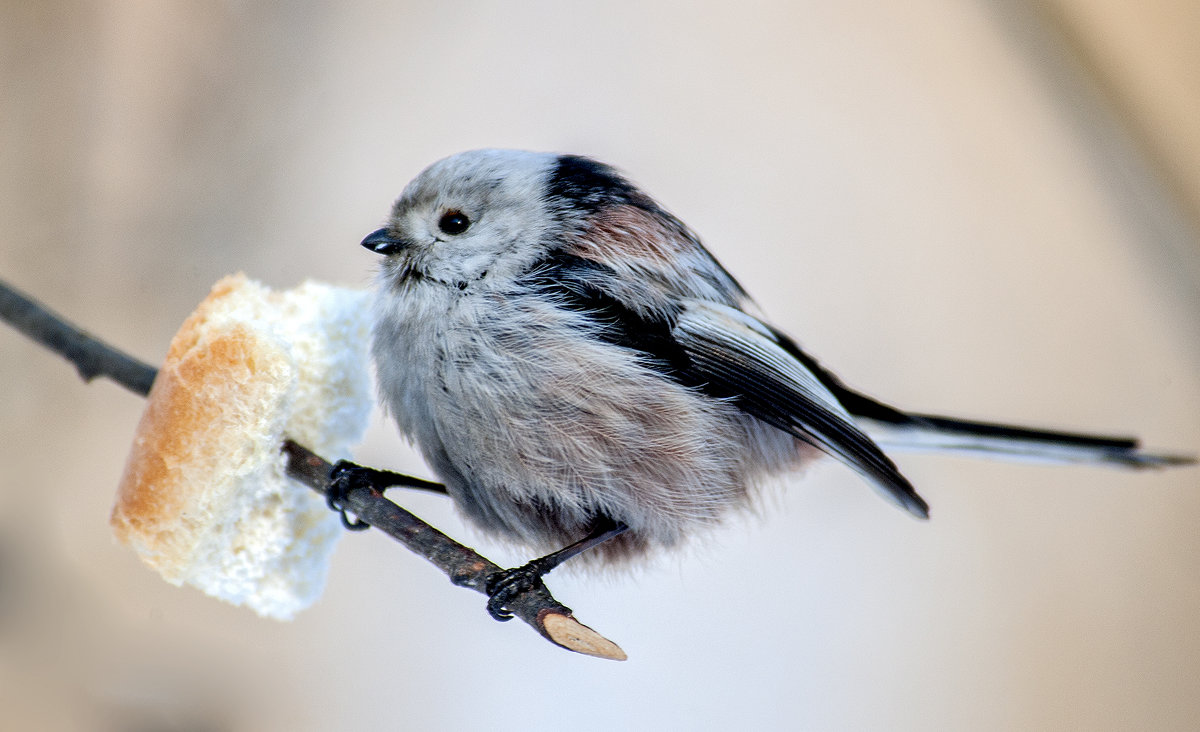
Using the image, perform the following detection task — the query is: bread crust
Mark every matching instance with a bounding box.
[110,274,371,619]
[110,320,291,579]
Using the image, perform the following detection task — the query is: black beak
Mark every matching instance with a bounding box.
[361,228,406,255]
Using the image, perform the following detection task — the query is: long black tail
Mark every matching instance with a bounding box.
[767,327,1194,468]
[831,378,1192,467]
[862,410,1192,468]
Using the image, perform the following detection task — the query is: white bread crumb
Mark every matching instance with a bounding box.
[111,274,373,619]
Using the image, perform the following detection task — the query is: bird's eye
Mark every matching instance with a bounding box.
[438,210,471,235]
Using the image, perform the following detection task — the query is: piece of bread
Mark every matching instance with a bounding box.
[111,274,373,619]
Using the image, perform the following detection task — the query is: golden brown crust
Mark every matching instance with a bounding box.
[110,274,371,618]
[109,275,290,580]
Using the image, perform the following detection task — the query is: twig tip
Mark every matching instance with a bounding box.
[541,612,627,661]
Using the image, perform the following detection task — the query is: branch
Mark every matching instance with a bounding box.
[0,277,625,661]
[0,278,158,395]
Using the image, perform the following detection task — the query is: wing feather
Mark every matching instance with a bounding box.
[520,252,929,518]
[673,302,929,518]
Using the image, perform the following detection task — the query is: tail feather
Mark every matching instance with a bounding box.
[863,412,1194,468]
[761,329,1194,470]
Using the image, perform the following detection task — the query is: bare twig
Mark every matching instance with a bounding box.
[0,278,158,395]
[0,277,625,660]
[282,441,625,659]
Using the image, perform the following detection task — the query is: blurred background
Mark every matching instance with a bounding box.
[2,1,1198,730]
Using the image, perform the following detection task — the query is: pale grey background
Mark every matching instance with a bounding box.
[2,2,1198,730]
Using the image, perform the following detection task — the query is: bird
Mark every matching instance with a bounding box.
[352,148,1191,620]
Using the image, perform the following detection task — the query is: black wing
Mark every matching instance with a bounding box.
[520,255,929,518]
[671,301,929,518]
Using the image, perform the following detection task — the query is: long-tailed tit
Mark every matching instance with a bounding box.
[356,149,1191,619]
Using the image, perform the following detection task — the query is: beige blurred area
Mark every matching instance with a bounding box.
[2,1,1198,730]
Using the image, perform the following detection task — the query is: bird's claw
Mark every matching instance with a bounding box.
[484,562,547,621]
[326,460,372,531]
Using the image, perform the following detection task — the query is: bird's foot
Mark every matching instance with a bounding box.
[484,558,554,621]
[325,460,374,531]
